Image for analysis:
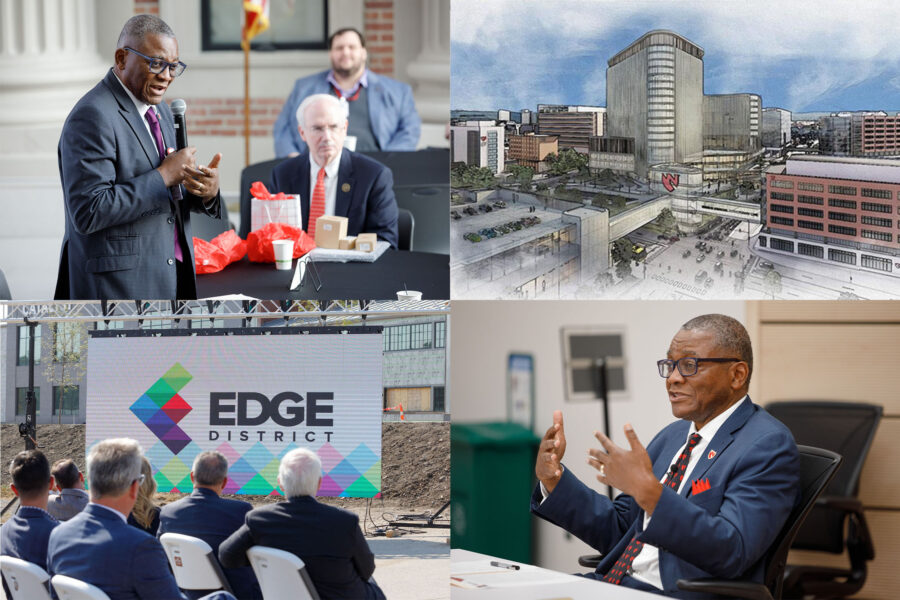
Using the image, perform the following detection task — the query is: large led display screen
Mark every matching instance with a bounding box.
[86,329,383,497]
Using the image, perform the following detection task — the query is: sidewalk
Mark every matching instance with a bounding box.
[371,531,450,600]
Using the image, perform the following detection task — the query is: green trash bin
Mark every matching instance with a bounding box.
[451,422,541,564]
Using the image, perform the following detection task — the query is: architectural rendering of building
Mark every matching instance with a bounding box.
[537,106,605,153]
[762,107,792,148]
[702,94,761,152]
[604,30,704,177]
[450,121,507,174]
[763,155,900,274]
[819,111,900,157]
[507,134,559,171]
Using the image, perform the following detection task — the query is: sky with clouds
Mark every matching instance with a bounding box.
[451,0,900,114]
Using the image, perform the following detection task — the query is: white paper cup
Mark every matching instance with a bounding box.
[396,290,423,301]
[272,239,294,270]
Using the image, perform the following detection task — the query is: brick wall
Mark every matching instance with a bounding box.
[134,0,158,15]
[364,0,395,76]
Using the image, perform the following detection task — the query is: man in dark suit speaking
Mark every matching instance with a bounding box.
[270,94,399,249]
[220,447,386,600]
[532,314,800,597]
[157,451,261,599]
[56,15,222,300]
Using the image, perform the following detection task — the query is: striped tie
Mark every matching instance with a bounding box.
[601,433,702,585]
[309,167,326,241]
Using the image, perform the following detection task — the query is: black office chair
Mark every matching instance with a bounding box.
[677,445,842,600]
[398,208,414,251]
[191,201,233,242]
[238,157,289,238]
[0,266,11,300]
[765,401,882,599]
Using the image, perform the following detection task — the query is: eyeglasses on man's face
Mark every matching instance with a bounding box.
[124,47,187,77]
[657,357,741,378]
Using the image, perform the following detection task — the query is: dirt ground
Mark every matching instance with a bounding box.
[1,422,449,525]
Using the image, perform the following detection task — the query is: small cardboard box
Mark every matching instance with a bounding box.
[339,236,357,250]
[356,233,377,253]
[315,215,348,249]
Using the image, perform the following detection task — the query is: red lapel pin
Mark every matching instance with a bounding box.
[708,449,716,460]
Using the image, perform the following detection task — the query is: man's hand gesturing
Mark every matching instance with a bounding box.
[535,410,567,494]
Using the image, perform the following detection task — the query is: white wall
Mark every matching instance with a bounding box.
[450,299,746,572]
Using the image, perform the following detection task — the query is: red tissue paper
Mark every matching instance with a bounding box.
[246,222,316,263]
[193,230,248,274]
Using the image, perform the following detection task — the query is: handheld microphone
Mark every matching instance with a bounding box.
[171,98,188,149]
[169,99,187,201]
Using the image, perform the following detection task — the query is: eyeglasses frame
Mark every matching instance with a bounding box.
[123,46,187,77]
[657,357,742,378]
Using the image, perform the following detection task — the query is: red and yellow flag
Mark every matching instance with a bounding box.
[241,0,270,51]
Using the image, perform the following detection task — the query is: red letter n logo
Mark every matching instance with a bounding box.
[662,173,679,192]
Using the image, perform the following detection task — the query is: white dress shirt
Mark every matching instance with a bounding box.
[307,149,342,220]
[629,396,748,589]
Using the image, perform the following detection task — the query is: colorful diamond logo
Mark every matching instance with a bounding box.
[129,363,194,455]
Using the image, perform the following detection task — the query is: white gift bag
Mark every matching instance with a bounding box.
[250,194,302,231]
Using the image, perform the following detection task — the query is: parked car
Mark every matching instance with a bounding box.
[682,250,692,258]
[714,261,723,271]
[717,250,725,258]
[696,254,706,263]
[730,249,738,258]
[704,277,714,288]
[695,269,708,282]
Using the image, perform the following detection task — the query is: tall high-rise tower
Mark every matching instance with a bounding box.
[606,30,704,177]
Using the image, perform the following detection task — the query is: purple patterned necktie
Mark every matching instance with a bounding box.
[602,433,703,585]
[145,108,183,262]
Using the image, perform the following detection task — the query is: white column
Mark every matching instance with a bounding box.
[0,0,106,299]
[405,0,450,148]
[0,0,107,167]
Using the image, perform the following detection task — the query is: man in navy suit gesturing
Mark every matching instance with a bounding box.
[532,314,800,598]
[55,15,222,300]
[270,94,399,249]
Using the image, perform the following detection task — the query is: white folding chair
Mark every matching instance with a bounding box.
[246,546,320,600]
[159,532,234,595]
[50,574,111,600]
[0,556,53,600]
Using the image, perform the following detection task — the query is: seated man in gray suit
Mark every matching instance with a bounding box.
[158,451,261,599]
[55,14,223,300]
[1,450,59,598]
[47,438,234,600]
[47,459,89,521]
[220,448,386,600]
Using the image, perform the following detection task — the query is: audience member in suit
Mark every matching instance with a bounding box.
[47,459,89,522]
[270,94,399,248]
[158,451,261,600]
[127,457,160,536]
[273,27,420,157]
[1,450,59,598]
[46,438,234,600]
[220,448,386,600]
[55,15,223,300]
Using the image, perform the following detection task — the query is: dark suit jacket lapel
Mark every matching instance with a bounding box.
[335,150,355,218]
[103,69,158,170]
[682,397,754,497]
[298,151,312,232]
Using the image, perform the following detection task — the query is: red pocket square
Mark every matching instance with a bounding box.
[691,478,711,496]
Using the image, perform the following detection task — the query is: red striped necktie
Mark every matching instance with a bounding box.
[601,433,702,585]
[309,167,326,240]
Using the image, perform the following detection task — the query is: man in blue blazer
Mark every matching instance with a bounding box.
[273,27,420,157]
[46,439,233,600]
[219,448,386,600]
[55,15,222,300]
[532,314,800,598]
[270,94,399,248]
[1,450,58,598]
[157,451,261,600]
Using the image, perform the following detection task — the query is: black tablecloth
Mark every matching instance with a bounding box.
[196,250,449,300]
